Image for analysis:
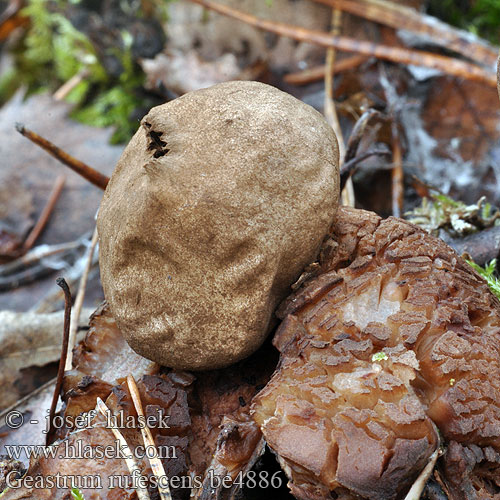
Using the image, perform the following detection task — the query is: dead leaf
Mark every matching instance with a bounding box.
[141,49,241,95]
[0,303,278,499]
[0,309,93,410]
[72,303,159,385]
[0,175,34,255]
[401,76,500,206]
[424,78,500,164]
[0,382,54,468]
[0,91,123,311]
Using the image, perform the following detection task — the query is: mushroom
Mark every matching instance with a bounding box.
[97,80,500,498]
[252,206,500,499]
[97,81,339,370]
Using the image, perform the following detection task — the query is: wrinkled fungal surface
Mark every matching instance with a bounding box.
[252,206,500,499]
[443,440,500,499]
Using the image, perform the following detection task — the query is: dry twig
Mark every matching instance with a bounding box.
[344,109,383,163]
[23,175,65,252]
[0,175,65,262]
[285,55,367,85]
[33,257,98,313]
[0,0,25,40]
[0,240,82,277]
[65,227,99,371]
[324,9,345,159]
[338,108,384,190]
[15,124,109,189]
[404,448,440,500]
[339,147,390,191]
[391,128,404,217]
[185,0,496,87]
[379,65,404,217]
[46,277,71,445]
[0,236,91,293]
[127,375,172,500]
[323,8,355,207]
[0,262,62,291]
[96,397,151,500]
[312,0,498,68]
[0,0,22,26]
[33,235,99,314]
[54,69,90,101]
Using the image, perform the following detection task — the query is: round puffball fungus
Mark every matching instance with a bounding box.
[97,80,339,370]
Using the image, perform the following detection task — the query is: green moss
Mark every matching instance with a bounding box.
[467,259,500,300]
[427,0,500,44]
[405,193,499,238]
[0,68,20,104]
[71,86,143,144]
[1,0,166,143]
[372,352,389,362]
[408,192,500,300]
[71,487,85,500]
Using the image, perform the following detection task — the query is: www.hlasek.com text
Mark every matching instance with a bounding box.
[4,439,177,462]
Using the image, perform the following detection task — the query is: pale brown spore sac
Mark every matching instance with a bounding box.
[252,206,500,499]
[97,80,339,371]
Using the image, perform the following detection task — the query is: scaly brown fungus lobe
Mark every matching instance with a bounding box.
[252,206,500,499]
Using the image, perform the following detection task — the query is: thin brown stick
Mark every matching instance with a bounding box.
[312,0,498,68]
[0,240,81,278]
[497,56,500,101]
[339,109,385,190]
[339,147,390,191]
[54,69,89,101]
[186,0,496,87]
[47,277,71,445]
[391,129,404,217]
[0,0,23,27]
[379,65,404,217]
[285,55,367,85]
[404,448,440,500]
[16,124,109,190]
[127,375,172,500]
[22,175,65,251]
[0,261,62,291]
[323,9,354,207]
[324,9,345,161]
[32,239,98,314]
[65,227,99,371]
[345,108,383,163]
[96,397,151,500]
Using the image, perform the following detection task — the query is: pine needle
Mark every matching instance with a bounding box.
[96,398,151,500]
[127,375,172,500]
